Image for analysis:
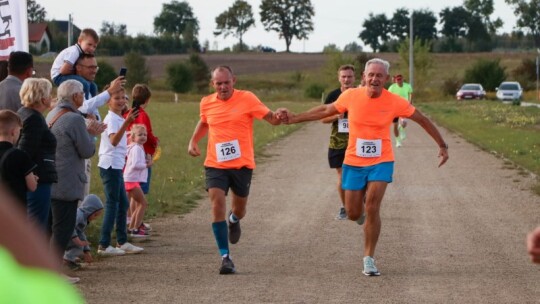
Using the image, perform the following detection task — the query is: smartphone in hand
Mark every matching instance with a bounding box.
[119,67,127,77]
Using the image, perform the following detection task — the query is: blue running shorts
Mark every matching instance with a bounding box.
[341,162,394,191]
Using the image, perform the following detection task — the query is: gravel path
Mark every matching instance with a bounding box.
[78,122,540,303]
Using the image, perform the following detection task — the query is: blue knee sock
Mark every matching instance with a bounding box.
[212,221,229,256]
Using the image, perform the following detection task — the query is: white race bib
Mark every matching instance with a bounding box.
[338,118,349,133]
[216,140,241,162]
[356,138,382,158]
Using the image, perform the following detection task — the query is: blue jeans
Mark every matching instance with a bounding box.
[99,167,128,248]
[53,74,97,98]
[140,166,152,194]
[27,183,52,232]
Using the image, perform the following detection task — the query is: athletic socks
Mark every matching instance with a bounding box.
[212,221,229,256]
[229,212,239,224]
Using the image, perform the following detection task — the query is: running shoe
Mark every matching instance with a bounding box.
[363,256,380,276]
[62,274,80,284]
[228,211,241,244]
[130,228,149,238]
[335,207,347,220]
[219,255,236,275]
[356,212,366,225]
[117,242,144,254]
[97,245,126,256]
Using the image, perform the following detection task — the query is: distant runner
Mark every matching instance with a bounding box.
[387,74,413,147]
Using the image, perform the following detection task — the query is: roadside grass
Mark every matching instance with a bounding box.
[418,100,540,193]
[85,98,318,245]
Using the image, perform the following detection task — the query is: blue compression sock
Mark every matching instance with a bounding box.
[212,221,229,256]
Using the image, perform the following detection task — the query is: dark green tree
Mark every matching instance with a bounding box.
[27,0,46,23]
[94,59,117,91]
[412,9,438,42]
[154,1,200,50]
[505,0,540,47]
[464,0,503,34]
[390,8,410,41]
[123,52,151,87]
[359,13,390,52]
[439,7,470,39]
[100,22,127,37]
[343,42,363,53]
[259,0,315,52]
[214,0,255,52]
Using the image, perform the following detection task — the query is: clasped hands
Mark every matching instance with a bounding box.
[275,108,294,124]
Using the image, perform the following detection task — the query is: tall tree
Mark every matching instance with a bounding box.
[214,0,255,52]
[259,0,315,52]
[439,7,471,39]
[27,0,47,23]
[154,0,200,49]
[359,13,390,52]
[464,0,503,34]
[505,0,540,47]
[100,22,127,37]
[412,9,438,42]
[390,8,410,41]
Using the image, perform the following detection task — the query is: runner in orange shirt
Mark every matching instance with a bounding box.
[188,66,283,275]
[276,58,449,276]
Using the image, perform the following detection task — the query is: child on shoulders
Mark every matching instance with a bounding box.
[50,28,99,98]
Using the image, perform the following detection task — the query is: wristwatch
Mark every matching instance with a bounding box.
[440,143,449,149]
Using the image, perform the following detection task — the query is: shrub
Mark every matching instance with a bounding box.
[304,83,325,99]
[166,61,194,93]
[123,52,151,87]
[441,75,461,96]
[94,59,116,91]
[463,59,506,91]
[188,54,210,93]
[512,58,536,90]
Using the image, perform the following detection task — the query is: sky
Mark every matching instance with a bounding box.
[35,0,519,53]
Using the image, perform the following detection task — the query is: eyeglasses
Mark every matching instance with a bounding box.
[79,64,99,71]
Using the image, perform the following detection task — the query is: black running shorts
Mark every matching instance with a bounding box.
[205,166,253,197]
[328,148,346,169]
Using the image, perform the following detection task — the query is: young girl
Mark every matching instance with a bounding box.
[124,124,150,237]
[97,88,143,256]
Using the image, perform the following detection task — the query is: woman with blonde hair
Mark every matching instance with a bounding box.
[17,78,57,231]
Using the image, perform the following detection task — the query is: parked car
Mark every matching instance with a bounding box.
[456,83,486,100]
[496,81,523,101]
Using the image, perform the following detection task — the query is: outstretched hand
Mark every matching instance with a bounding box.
[438,148,449,167]
[275,108,292,124]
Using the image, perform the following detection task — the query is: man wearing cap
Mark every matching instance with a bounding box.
[388,74,413,147]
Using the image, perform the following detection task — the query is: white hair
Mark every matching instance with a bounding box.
[364,58,390,74]
[57,79,84,102]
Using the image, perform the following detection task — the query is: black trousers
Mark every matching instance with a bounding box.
[50,199,78,259]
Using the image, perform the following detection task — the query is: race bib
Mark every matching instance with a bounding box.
[356,138,382,158]
[338,118,349,133]
[216,140,241,162]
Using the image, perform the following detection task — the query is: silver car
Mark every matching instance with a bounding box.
[496,81,523,101]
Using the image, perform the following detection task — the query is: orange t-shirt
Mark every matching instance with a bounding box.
[333,87,416,167]
[200,89,270,169]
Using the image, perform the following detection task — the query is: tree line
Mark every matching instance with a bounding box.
[28,0,540,54]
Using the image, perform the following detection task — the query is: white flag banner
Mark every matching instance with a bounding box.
[0,0,28,60]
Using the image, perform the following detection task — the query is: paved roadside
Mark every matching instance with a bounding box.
[78,121,540,303]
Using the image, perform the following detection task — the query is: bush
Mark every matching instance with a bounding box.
[123,52,151,87]
[512,58,536,90]
[441,75,461,96]
[463,59,506,91]
[166,61,194,93]
[188,54,210,93]
[304,83,325,99]
[94,59,117,91]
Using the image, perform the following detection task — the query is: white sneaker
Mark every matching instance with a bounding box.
[117,242,143,254]
[63,274,80,284]
[97,245,126,256]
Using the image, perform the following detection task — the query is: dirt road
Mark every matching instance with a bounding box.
[78,122,540,303]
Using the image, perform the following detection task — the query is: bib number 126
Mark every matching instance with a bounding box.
[216,140,241,162]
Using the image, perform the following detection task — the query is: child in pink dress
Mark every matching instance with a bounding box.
[123,124,149,237]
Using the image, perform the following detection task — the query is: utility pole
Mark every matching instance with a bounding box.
[409,12,414,89]
[68,14,73,47]
[536,48,539,101]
